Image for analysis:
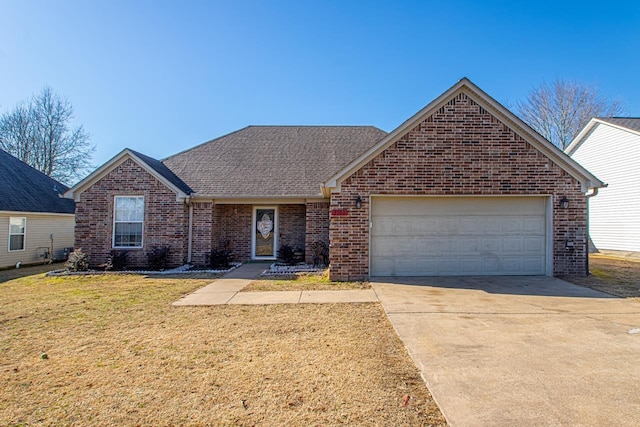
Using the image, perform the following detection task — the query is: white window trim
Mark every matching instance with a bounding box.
[113,196,144,249]
[8,217,26,252]
[251,206,278,260]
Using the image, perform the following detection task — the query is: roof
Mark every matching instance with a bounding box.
[128,149,193,195]
[566,117,640,155]
[0,149,75,214]
[162,126,387,197]
[63,149,193,202]
[598,117,640,133]
[324,77,606,195]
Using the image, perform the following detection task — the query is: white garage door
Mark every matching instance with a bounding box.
[371,197,549,276]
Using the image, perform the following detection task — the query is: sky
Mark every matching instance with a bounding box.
[1,0,639,180]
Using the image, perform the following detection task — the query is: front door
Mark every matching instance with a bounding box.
[252,207,278,259]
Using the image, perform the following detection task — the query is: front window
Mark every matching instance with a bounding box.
[9,217,26,251]
[113,196,144,248]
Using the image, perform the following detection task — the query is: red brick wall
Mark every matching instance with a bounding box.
[329,93,587,280]
[305,202,330,263]
[188,204,308,263]
[213,205,252,261]
[75,158,188,268]
[190,202,213,266]
[279,205,306,253]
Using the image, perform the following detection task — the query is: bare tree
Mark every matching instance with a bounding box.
[0,87,93,184]
[517,78,623,150]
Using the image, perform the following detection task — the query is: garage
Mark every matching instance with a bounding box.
[370,196,550,276]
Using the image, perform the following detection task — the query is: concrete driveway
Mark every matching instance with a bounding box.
[372,276,640,427]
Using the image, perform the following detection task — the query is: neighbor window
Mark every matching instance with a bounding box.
[113,196,144,248]
[9,217,26,251]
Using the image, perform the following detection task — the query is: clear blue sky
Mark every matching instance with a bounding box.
[1,0,639,175]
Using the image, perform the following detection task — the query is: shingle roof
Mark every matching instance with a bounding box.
[0,149,75,214]
[162,126,387,197]
[128,149,193,195]
[598,117,640,133]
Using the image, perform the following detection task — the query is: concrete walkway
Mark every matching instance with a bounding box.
[172,263,378,306]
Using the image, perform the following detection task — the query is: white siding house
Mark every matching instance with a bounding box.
[0,149,75,269]
[566,118,640,252]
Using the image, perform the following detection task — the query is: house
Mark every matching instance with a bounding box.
[566,117,640,253]
[64,78,603,280]
[0,149,75,268]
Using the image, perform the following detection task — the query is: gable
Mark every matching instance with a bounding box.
[567,118,640,155]
[569,121,640,183]
[324,78,604,195]
[342,92,581,193]
[64,149,191,202]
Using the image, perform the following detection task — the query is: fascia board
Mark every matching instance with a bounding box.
[63,149,188,202]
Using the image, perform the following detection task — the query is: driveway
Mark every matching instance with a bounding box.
[372,276,640,426]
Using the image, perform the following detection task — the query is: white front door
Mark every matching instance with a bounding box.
[252,206,278,259]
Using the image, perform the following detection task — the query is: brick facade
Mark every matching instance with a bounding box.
[75,159,188,268]
[329,93,587,280]
[305,202,330,263]
[187,204,309,264]
[279,205,306,253]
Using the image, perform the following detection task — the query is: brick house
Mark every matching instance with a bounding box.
[64,78,604,280]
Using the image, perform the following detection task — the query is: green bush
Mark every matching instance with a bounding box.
[277,245,297,266]
[65,249,90,272]
[105,250,129,271]
[208,248,233,269]
[147,246,171,271]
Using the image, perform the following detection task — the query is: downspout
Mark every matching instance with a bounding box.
[186,197,193,264]
[585,188,599,275]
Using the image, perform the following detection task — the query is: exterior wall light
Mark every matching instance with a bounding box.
[355,196,362,209]
[559,196,569,209]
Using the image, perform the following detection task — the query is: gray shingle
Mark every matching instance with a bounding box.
[162,126,387,197]
[599,117,640,133]
[0,149,75,214]
[129,149,193,195]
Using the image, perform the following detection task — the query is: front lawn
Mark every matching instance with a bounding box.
[0,273,445,426]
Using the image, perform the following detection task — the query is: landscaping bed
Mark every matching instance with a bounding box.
[0,272,445,426]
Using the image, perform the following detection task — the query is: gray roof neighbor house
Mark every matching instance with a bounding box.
[0,149,75,214]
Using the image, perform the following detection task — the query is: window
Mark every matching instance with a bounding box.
[9,217,26,251]
[113,196,144,248]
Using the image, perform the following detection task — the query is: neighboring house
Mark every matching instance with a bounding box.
[64,78,603,280]
[0,149,75,268]
[566,117,640,253]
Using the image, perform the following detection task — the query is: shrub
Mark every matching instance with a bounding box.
[65,249,90,272]
[277,245,297,266]
[208,248,233,269]
[105,250,129,271]
[147,246,171,271]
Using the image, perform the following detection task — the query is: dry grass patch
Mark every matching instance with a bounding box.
[563,255,640,299]
[243,270,370,292]
[1,272,445,426]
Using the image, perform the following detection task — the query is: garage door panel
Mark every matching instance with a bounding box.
[524,237,545,252]
[371,197,548,276]
[502,237,523,252]
[524,217,545,233]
